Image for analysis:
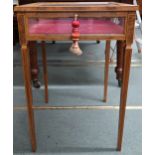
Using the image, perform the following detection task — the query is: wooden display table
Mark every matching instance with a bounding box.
[15,2,138,152]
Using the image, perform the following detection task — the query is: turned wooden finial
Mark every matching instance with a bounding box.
[74,14,78,20]
[70,14,83,56]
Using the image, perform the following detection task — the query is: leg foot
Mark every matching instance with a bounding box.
[96,40,100,44]
[32,79,41,88]
[117,147,121,151]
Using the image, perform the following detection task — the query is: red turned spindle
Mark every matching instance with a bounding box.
[70,14,83,56]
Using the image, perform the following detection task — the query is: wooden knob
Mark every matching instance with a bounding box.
[70,14,82,56]
[74,14,78,20]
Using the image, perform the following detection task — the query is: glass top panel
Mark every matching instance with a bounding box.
[36,2,119,6]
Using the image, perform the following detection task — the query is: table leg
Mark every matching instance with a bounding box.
[115,40,125,87]
[41,41,49,103]
[117,45,132,151]
[29,41,41,88]
[117,12,136,151]
[103,40,110,102]
[17,13,37,152]
[21,44,37,152]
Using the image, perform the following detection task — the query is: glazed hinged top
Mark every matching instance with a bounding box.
[14,2,138,12]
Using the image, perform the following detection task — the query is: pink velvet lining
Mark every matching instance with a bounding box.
[28,19,123,34]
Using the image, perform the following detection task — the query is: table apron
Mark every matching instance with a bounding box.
[26,34,125,41]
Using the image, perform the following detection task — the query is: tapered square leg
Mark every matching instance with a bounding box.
[21,45,37,152]
[103,41,110,102]
[117,13,136,151]
[41,41,49,103]
[117,46,132,151]
[17,14,37,152]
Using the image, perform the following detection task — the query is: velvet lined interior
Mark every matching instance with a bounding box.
[28,18,124,35]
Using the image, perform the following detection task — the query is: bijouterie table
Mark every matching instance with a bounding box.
[14,2,138,152]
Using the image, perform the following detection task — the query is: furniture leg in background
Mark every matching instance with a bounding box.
[29,41,41,88]
[115,40,126,87]
[103,40,110,102]
[41,41,49,103]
